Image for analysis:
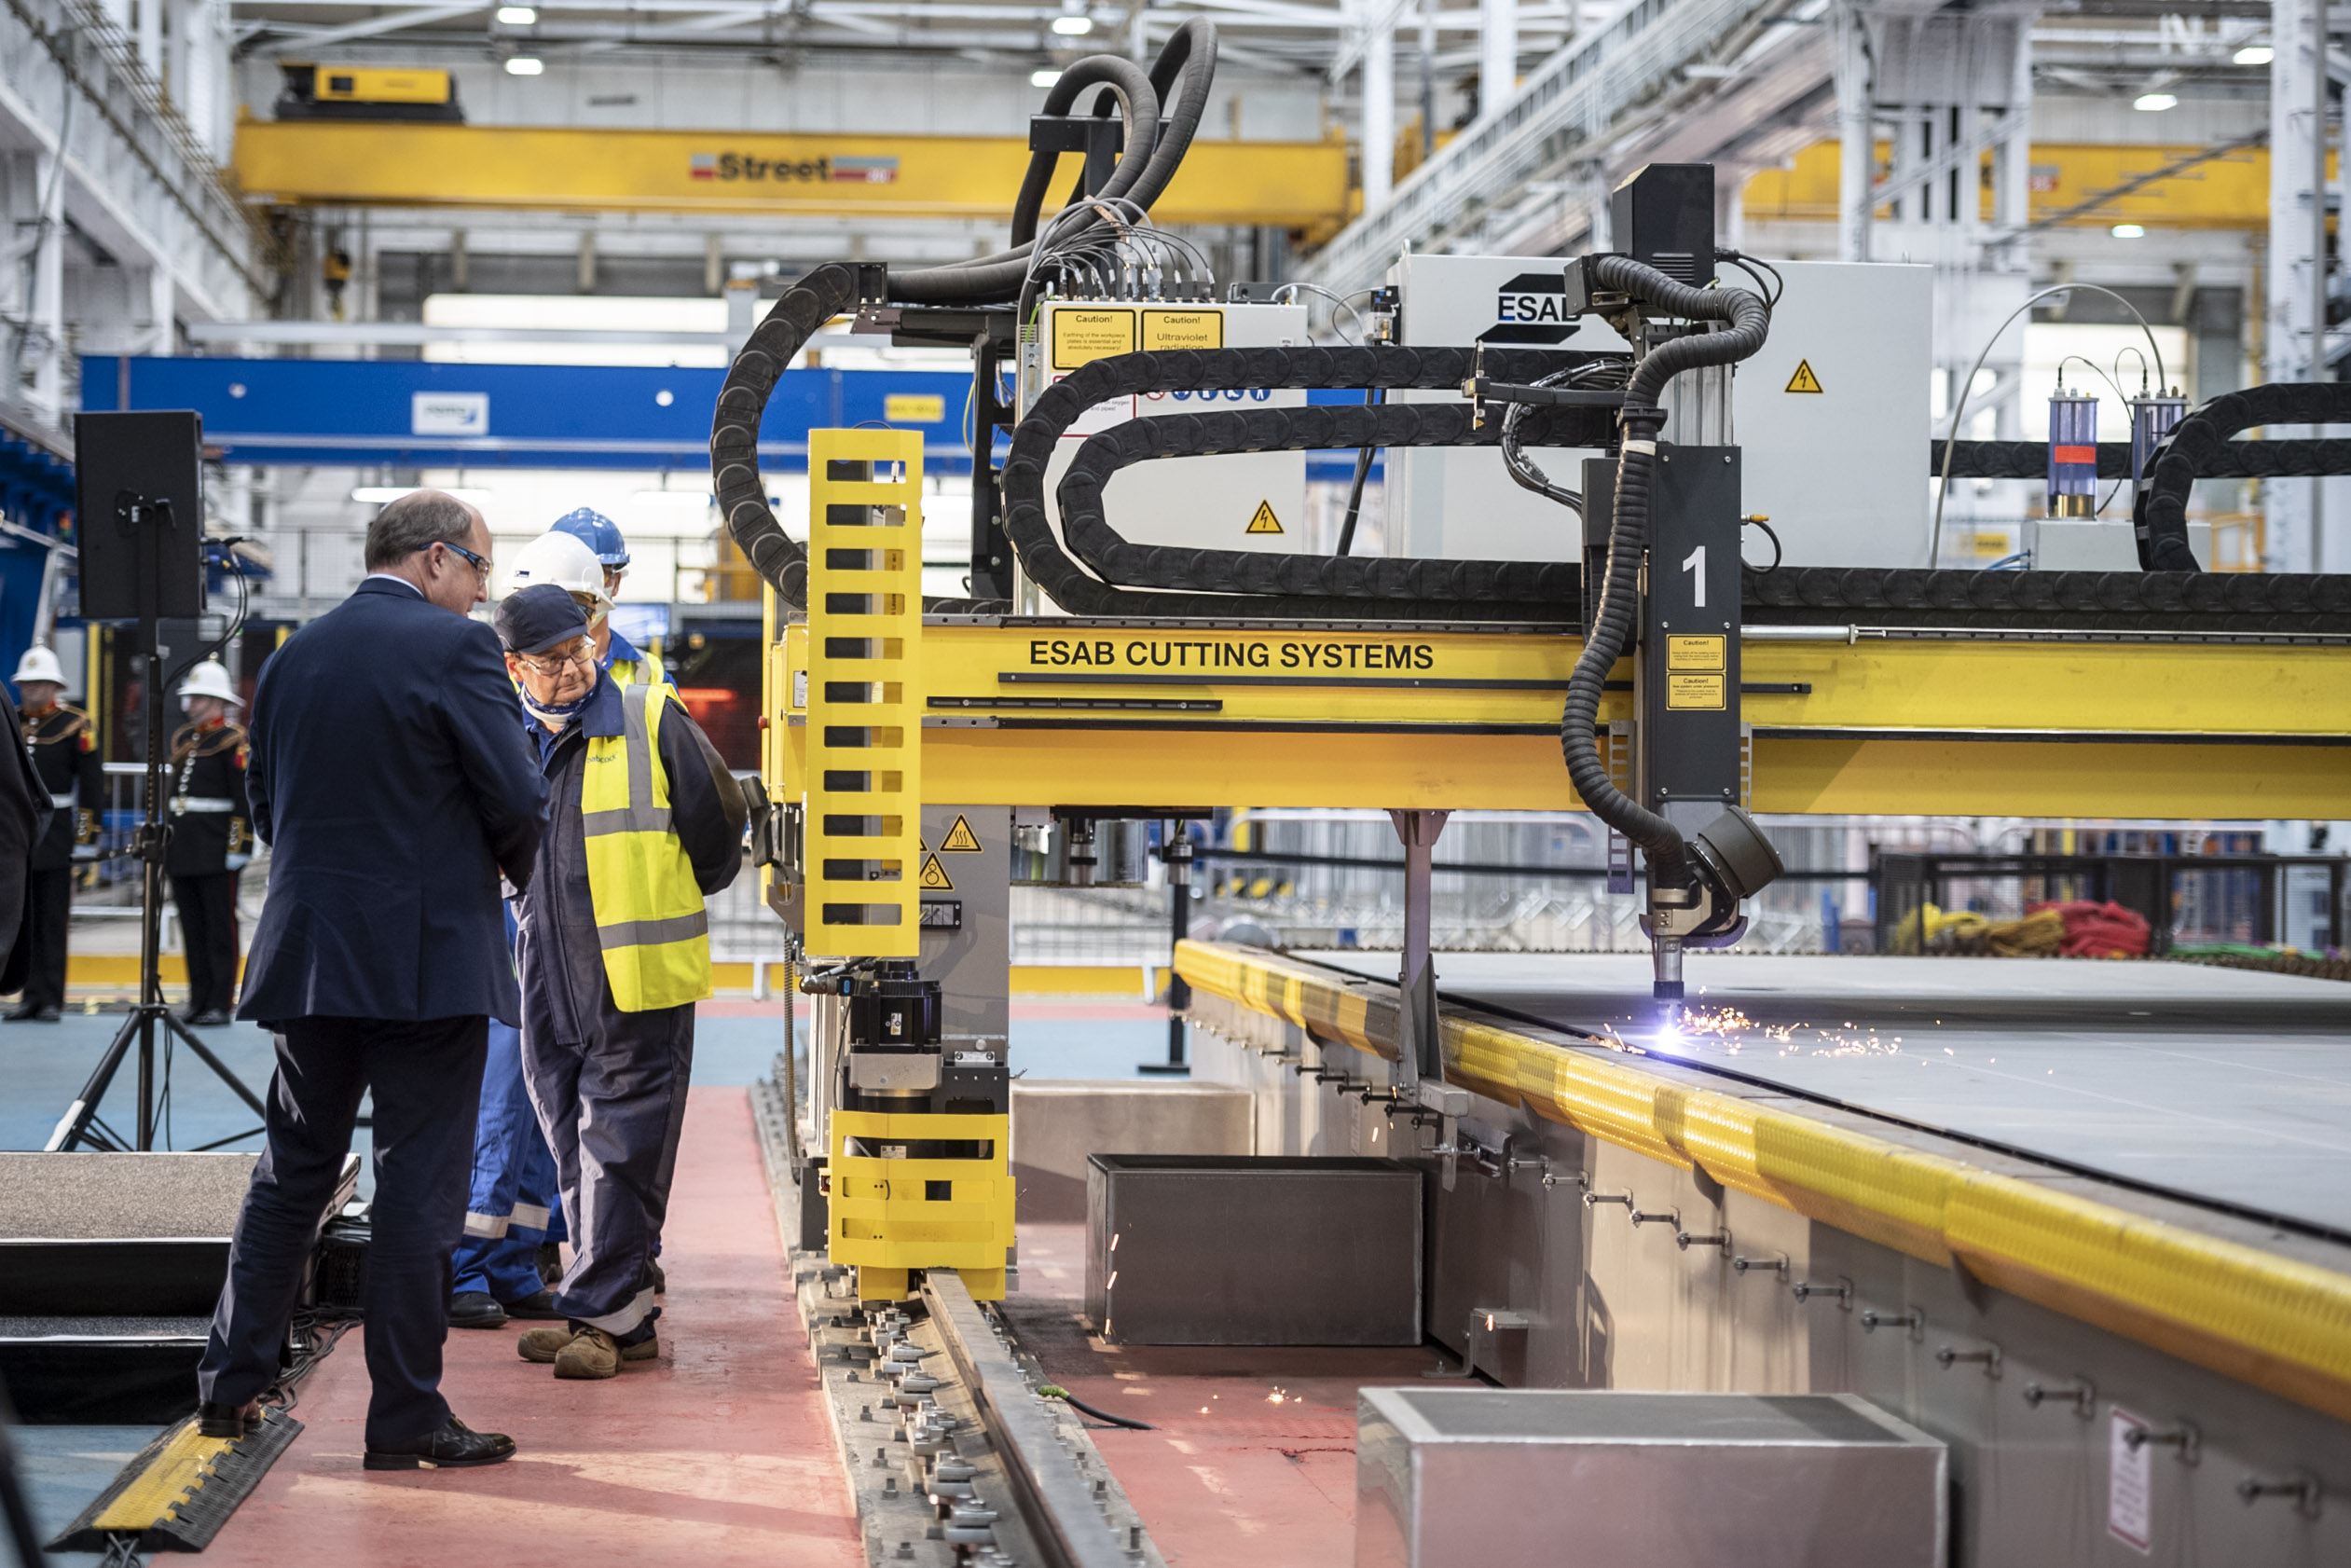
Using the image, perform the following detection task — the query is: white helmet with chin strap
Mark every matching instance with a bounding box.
[179,659,241,706]
[13,646,64,686]
[505,528,612,624]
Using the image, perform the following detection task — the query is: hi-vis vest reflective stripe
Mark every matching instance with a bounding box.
[609,647,666,689]
[580,681,709,1012]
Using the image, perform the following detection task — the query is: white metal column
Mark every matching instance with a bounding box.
[1478,0,1517,121]
[2266,0,2348,571]
[1364,2,1396,211]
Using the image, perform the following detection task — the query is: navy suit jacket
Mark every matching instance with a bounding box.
[238,577,548,1025]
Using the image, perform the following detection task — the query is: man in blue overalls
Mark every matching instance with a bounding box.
[495,585,744,1379]
[447,909,568,1329]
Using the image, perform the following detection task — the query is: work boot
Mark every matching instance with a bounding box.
[554,1327,623,1380]
[522,1322,660,1367]
[499,1288,565,1321]
[517,1326,575,1363]
[362,1416,516,1472]
[448,1291,507,1329]
[196,1399,260,1439]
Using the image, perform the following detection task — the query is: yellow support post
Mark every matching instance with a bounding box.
[803,430,923,959]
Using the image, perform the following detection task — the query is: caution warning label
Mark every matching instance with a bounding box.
[918,855,955,891]
[1784,359,1823,394]
[1245,501,1284,535]
[939,814,983,853]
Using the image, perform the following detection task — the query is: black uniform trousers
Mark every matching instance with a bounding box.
[19,865,73,1011]
[198,1014,487,1446]
[171,873,241,1016]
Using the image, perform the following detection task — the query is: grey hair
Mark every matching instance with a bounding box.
[364,490,479,570]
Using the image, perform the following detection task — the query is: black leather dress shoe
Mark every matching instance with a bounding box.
[197,1399,259,1438]
[6,1004,60,1023]
[362,1416,516,1471]
[189,1009,234,1027]
[498,1288,565,1320]
[448,1290,507,1329]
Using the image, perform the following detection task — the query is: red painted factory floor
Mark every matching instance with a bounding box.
[198,1087,859,1568]
[1005,1223,1441,1568]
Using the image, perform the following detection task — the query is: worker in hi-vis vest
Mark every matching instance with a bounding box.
[493,585,744,1381]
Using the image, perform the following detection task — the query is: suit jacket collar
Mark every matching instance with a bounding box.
[355,575,429,602]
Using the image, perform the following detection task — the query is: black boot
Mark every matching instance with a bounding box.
[448,1290,507,1329]
[197,1399,259,1438]
[362,1416,516,1471]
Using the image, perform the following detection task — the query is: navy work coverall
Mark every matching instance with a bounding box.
[515,668,742,1337]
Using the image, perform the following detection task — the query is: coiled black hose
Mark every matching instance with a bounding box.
[1008,345,1617,618]
[1559,255,1770,876]
[712,22,1219,608]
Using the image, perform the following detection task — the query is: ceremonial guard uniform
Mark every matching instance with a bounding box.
[7,647,103,1022]
[166,661,251,1026]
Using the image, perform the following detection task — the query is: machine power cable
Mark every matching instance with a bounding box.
[1004,344,1619,619]
[709,21,1220,609]
[1560,255,1769,877]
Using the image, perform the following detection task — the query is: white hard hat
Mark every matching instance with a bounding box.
[178,659,241,706]
[13,646,63,685]
[505,528,612,610]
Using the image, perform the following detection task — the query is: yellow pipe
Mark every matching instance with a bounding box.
[1176,939,2351,1424]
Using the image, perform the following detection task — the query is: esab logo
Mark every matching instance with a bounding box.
[1478,272,1579,346]
[688,151,901,185]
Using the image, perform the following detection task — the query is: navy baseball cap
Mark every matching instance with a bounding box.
[496,583,591,655]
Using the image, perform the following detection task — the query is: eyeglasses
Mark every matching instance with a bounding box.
[515,639,594,676]
[439,540,492,579]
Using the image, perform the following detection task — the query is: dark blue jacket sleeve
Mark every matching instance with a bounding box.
[655,694,746,897]
[438,618,549,888]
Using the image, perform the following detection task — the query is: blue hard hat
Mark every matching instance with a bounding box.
[551,507,629,569]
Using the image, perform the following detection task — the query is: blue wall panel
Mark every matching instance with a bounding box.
[81,357,974,475]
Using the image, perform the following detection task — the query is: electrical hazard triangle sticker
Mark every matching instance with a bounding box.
[919,855,956,891]
[1245,501,1284,534]
[940,814,983,853]
[1784,359,1823,394]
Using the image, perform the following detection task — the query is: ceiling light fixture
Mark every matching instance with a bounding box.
[2234,45,2274,66]
[496,5,537,22]
[1052,14,1093,34]
[505,55,544,76]
[2110,224,2146,239]
[1030,68,1063,87]
[2133,91,2177,111]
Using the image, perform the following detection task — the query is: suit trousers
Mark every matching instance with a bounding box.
[172,872,241,1017]
[198,1014,488,1446]
[19,865,72,1011]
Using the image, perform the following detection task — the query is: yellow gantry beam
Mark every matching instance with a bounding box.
[229,117,1352,228]
[1742,138,2290,232]
[1176,940,2351,1427]
[776,621,2351,818]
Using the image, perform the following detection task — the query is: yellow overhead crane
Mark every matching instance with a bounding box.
[230,117,1353,233]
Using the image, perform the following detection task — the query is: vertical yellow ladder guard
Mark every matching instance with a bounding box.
[804,430,923,958]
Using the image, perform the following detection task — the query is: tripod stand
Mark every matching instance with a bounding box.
[47,494,266,1153]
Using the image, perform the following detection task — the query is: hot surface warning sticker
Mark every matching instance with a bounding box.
[939,814,983,853]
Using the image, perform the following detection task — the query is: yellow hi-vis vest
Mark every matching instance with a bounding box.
[609,646,665,689]
[581,681,710,1011]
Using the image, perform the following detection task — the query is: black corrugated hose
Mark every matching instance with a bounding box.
[1559,255,1770,877]
[710,20,1220,609]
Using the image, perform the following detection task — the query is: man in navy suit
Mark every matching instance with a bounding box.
[195,489,549,1471]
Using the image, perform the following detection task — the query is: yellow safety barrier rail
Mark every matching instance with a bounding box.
[830,1108,1013,1301]
[1176,939,2351,1424]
